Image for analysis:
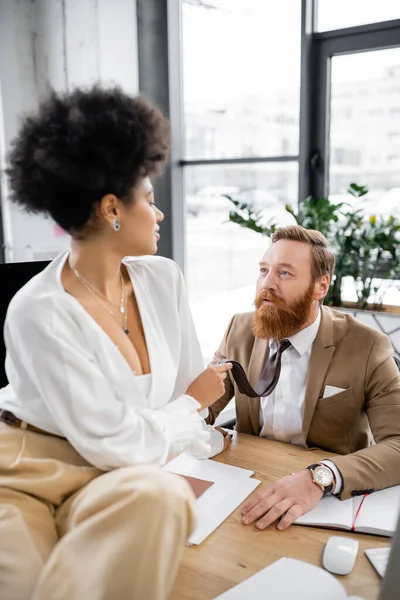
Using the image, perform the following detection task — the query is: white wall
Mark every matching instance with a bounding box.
[0,0,139,262]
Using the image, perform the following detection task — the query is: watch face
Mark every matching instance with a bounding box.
[314,466,333,487]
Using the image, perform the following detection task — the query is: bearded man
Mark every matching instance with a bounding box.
[207,225,400,531]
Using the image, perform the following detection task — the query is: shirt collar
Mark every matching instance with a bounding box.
[269,308,321,357]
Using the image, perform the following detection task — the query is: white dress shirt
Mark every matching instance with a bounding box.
[0,251,223,469]
[259,310,341,493]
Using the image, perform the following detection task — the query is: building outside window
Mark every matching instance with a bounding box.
[181,0,301,361]
[179,0,400,360]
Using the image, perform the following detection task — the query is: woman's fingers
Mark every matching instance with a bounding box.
[213,362,232,373]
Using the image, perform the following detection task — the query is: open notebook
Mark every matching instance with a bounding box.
[216,504,400,600]
[163,452,261,545]
[214,558,350,600]
[295,485,400,537]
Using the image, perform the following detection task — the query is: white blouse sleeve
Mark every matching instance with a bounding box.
[172,263,224,459]
[5,297,211,470]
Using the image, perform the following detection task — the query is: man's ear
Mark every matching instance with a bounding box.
[315,275,330,302]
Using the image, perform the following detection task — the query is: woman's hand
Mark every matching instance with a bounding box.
[186,363,232,410]
[215,426,233,452]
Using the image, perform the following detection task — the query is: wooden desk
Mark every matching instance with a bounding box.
[170,433,390,600]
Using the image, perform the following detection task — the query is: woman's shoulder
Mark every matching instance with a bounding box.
[123,255,183,281]
[6,254,69,323]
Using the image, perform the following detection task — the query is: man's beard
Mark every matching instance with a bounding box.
[253,281,316,341]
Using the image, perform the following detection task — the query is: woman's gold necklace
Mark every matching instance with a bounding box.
[69,260,130,334]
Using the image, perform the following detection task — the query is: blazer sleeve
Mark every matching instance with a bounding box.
[5,297,210,470]
[332,333,400,500]
[205,315,236,425]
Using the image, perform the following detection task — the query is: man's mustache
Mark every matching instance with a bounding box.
[255,291,285,307]
[254,291,297,316]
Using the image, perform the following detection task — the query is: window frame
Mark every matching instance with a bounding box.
[309,17,400,199]
[136,2,400,271]
[164,0,312,272]
[2,3,400,265]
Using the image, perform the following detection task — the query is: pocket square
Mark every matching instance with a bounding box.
[323,385,346,398]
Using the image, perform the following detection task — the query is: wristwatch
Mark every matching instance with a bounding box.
[307,463,335,496]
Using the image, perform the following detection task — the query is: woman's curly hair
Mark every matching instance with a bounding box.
[6,85,170,234]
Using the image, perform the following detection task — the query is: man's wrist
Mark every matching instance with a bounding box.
[322,463,336,486]
[306,463,335,496]
[305,468,324,497]
[320,460,343,496]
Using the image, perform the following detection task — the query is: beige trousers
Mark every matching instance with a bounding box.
[0,423,197,600]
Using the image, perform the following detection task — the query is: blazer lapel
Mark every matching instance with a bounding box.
[247,336,268,434]
[301,307,336,445]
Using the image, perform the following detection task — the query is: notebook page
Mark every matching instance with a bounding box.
[213,558,347,600]
[294,495,354,530]
[351,495,364,527]
[356,485,400,537]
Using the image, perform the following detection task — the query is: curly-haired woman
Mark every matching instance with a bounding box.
[0,85,232,600]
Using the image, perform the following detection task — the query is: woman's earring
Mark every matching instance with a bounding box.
[112,218,121,232]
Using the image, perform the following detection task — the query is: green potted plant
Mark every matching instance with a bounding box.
[225,184,400,312]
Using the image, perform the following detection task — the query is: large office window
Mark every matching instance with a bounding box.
[330,48,400,205]
[317,0,400,32]
[181,0,301,360]
[329,48,400,307]
[313,19,400,308]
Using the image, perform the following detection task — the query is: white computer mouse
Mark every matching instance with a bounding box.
[322,536,359,575]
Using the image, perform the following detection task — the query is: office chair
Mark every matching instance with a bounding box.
[0,261,50,388]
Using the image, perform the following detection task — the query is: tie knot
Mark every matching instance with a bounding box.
[277,339,291,354]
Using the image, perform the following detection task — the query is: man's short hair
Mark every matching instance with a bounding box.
[272,225,335,282]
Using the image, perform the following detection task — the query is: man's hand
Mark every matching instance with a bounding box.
[241,470,323,531]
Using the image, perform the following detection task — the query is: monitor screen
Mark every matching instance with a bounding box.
[0,261,49,388]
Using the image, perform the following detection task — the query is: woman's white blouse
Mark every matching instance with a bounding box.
[0,252,223,469]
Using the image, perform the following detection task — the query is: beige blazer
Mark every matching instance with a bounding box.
[207,306,400,500]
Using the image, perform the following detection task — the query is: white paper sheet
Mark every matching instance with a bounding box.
[164,453,255,514]
[164,452,254,482]
[213,558,347,600]
[163,453,260,544]
[189,477,261,545]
